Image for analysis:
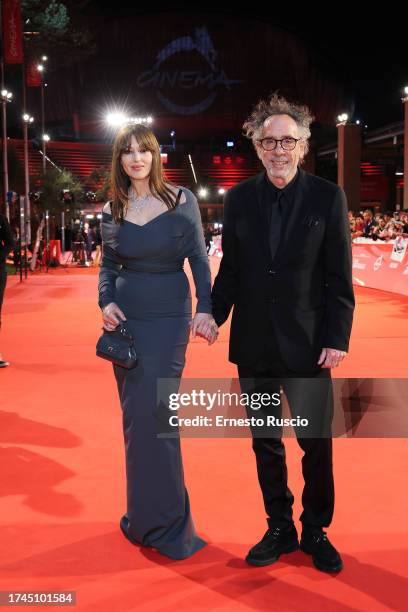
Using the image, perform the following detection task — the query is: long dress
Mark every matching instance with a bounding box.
[98,187,212,560]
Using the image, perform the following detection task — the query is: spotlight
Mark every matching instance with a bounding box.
[106,112,128,127]
[337,113,349,124]
[218,188,225,195]
[198,187,208,198]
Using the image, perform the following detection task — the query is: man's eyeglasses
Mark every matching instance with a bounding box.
[257,137,301,151]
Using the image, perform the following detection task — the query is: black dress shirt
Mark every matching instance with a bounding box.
[262,169,299,232]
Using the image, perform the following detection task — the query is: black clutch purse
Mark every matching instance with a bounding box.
[96,321,138,369]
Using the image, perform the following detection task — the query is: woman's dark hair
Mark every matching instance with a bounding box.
[110,123,177,224]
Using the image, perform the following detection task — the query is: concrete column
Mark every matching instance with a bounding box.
[337,123,361,211]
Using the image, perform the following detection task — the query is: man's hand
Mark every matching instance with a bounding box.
[190,313,218,345]
[318,348,347,369]
[102,302,126,331]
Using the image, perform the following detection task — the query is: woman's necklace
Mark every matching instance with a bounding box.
[128,187,152,214]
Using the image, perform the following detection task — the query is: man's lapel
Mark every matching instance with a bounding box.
[253,171,271,264]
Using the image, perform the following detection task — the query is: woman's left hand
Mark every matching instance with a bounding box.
[190,313,219,345]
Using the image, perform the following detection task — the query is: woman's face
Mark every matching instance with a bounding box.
[120,135,153,181]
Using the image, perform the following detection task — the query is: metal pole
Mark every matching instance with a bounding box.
[1,97,10,220]
[0,7,8,220]
[19,196,25,282]
[41,81,46,174]
[45,209,50,272]
[23,120,31,245]
[61,210,65,253]
[22,43,31,246]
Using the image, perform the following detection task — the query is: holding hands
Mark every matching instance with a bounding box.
[102,305,219,346]
[190,313,219,345]
[318,347,347,369]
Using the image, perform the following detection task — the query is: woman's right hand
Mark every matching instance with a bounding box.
[102,302,126,331]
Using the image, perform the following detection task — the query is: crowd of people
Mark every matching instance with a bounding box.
[70,224,102,266]
[350,209,408,241]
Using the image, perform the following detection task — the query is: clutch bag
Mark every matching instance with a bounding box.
[96,321,138,369]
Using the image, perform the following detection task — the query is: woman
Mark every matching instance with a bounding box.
[98,123,218,560]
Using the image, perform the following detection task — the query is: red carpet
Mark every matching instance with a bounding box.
[0,260,407,611]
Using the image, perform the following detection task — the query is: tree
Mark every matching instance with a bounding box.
[35,167,83,215]
[87,166,112,203]
[22,1,97,67]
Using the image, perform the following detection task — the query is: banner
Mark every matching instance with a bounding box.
[2,0,23,64]
[352,241,408,296]
[210,239,408,297]
[26,59,42,87]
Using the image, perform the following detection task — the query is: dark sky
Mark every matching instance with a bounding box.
[90,4,408,131]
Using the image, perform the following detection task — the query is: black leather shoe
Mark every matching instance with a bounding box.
[246,524,299,566]
[119,514,140,546]
[0,360,10,368]
[300,528,343,573]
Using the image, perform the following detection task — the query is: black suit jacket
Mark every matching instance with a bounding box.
[211,169,355,371]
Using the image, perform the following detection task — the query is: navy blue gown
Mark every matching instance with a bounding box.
[98,187,212,559]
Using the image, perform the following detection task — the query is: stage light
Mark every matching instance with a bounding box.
[170,131,175,137]
[42,55,48,61]
[198,187,208,198]
[227,141,234,147]
[106,112,128,127]
[129,116,154,125]
[42,134,50,142]
[356,120,360,125]
[218,188,225,195]
[337,113,348,124]
[37,64,44,72]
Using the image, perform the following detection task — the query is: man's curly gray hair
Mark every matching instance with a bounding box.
[243,93,315,156]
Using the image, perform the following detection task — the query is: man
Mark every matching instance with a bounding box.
[212,94,355,573]
[362,209,377,237]
[0,212,14,368]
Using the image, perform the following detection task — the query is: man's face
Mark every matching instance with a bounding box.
[255,114,306,187]
[363,211,372,222]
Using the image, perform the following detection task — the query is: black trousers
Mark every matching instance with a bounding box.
[0,265,7,328]
[238,353,334,531]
